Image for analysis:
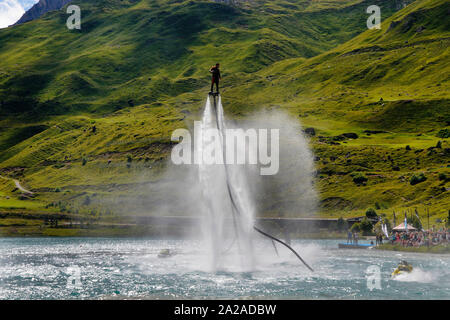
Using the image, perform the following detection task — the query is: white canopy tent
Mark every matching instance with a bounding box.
[392,223,416,232]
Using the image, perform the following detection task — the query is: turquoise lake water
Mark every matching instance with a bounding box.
[0,238,448,300]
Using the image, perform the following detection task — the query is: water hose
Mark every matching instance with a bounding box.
[254,226,314,272]
[271,239,279,257]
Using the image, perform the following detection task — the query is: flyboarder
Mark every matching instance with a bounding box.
[209,63,221,94]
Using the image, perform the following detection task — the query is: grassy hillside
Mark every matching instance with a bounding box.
[0,0,411,115]
[0,0,448,234]
[238,0,449,220]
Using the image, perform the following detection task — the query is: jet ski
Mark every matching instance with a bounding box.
[391,260,413,278]
[157,249,174,258]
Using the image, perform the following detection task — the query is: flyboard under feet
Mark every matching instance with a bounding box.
[207,92,314,272]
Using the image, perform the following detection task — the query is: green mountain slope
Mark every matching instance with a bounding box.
[245,0,449,128]
[238,0,449,219]
[0,0,410,115]
[0,0,448,230]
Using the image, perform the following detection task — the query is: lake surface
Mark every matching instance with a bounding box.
[0,238,448,300]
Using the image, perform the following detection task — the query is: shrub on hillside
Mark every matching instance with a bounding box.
[436,129,450,138]
[410,173,427,185]
[351,172,368,185]
[365,208,378,218]
[439,173,447,181]
[360,217,373,235]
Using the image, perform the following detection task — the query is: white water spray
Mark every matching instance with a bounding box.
[195,95,318,272]
[197,96,256,271]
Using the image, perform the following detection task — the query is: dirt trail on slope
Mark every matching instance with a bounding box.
[0,175,34,194]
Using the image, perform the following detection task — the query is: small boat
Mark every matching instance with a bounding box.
[391,260,413,278]
[338,243,374,249]
[157,249,174,258]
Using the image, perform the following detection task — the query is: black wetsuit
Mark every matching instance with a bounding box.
[210,66,221,93]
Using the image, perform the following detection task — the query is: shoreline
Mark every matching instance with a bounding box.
[0,226,349,239]
[375,243,450,254]
[1,227,448,254]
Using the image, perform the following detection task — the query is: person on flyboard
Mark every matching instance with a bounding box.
[209,63,221,95]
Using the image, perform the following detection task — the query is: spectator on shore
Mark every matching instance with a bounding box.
[353,232,358,244]
[391,229,449,248]
[347,230,352,244]
[380,234,384,245]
